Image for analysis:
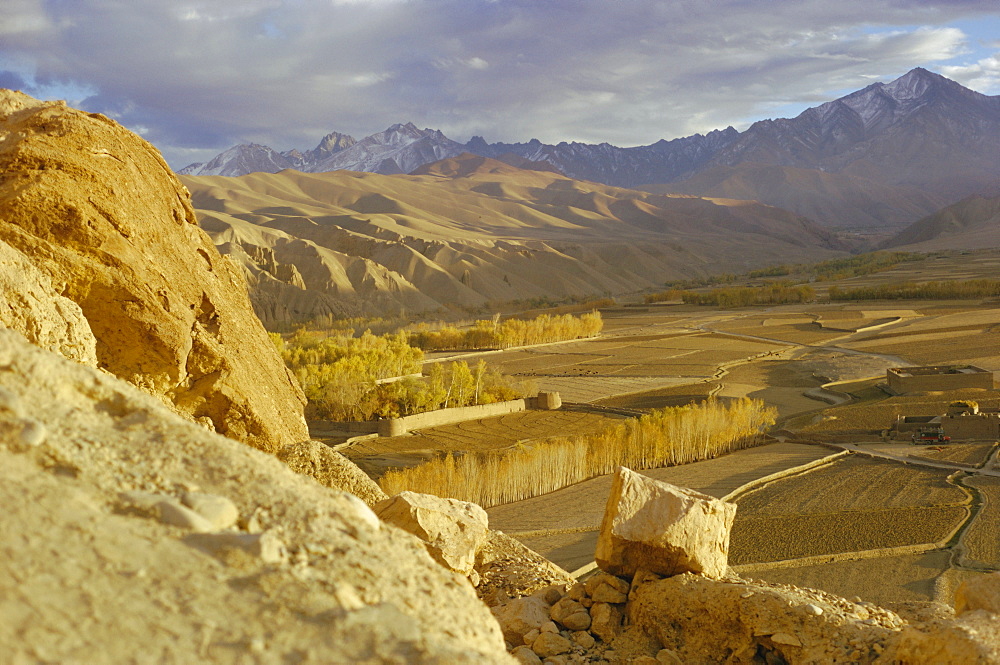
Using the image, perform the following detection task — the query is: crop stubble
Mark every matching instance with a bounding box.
[960,475,1000,568]
[729,456,970,565]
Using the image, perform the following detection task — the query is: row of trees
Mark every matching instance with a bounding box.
[646,284,814,307]
[651,252,922,297]
[379,398,777,507]
[829,279,1000,301]
[409,311,604,351]
[273,330,528,421]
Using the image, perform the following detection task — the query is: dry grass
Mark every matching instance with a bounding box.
[960,476,1000,568]
[748,550,952,605]
[734,456,969,515]
[730,505,968,565]
[908,443,997,467]
[379,398,776,507]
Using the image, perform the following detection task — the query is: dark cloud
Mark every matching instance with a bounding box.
[0,70,28,90]
[1,0,997,167]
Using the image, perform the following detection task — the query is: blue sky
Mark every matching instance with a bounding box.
[2,1,998,168]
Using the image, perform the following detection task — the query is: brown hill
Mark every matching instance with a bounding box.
[0,90,308,452]
[643,163,948,230]
[882,195,1000,250]
[182,154,847,324]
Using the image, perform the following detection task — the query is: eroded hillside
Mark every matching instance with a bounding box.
[182,154,846,325]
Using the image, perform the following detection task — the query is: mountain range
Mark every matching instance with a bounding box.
[179,68,1000,231]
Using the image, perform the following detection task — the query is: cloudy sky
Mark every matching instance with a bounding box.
[2,0,999,169]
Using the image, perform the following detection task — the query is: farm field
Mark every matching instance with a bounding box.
[732,456,969,515]
[729,505,968,565]
[908,442,997,467]
[345,250,1000,605]
[745,550,953,606]
[959,475,1000,569]
[486,442,833,572]
[342,409,624,479]
[798,390,1000,435]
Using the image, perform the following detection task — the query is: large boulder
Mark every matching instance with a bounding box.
[0,90,307,453]
[0,329,512,663]
[595,467,736,579]
[490,595,551,645]
[375,491,489,575]
[277,439,388,508]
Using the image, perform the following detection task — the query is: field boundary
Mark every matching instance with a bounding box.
[721,449,848,503]
[731,542,951,574]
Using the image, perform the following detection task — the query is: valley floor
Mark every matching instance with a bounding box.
[344,252,1000,608]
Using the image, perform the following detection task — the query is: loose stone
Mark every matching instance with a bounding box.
[182,492,239,530]
[532,632,571,658]
[511,645,543,665]
[156,499,215,532]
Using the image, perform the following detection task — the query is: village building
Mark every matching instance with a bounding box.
[886,365,995,395]
[893,400,1000,441]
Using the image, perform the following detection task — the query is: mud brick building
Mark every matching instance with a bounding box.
[886,365,995,395]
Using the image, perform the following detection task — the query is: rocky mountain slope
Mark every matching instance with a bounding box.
[182,154,846,324]
[0,90,308,453]
[667,68,1000,227]
[179,69,999,231]
[882,194,1000,250]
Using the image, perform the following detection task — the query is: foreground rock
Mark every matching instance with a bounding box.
[0,90,307,453]
[376,491,489,575]
[595,466,736,578]
[627,572,1000,664]
[0,330,511,663]
[277,439,388,507]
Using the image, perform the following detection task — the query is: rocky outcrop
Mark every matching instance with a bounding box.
[0,329,511,663]
[626,572,1000,664]
[595,466,737,579]
[375,491,490,576]
[0,90,307,452]
[0,238,97,365]
[277,439,388,507]
[475,530,576,606]
[628,573,903,663]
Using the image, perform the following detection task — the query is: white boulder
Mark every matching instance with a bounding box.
[375,490,489,575]
[595,467,736,579]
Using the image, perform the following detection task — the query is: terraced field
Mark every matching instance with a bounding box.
[747,550,953,605]
[960,475,1000,568]
[733,456,969,515]
[730,505,968,565]
[908,443,997,467]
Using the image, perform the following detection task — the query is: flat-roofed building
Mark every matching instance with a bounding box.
[886,365,995,395]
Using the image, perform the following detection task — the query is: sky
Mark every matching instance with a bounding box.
[2,0,999,169]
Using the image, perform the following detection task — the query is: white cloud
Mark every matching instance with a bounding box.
[941,53,1000,93]
[2,0,996,166]
[0,0,51,35]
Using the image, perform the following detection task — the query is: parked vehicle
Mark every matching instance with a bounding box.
[911,428,951,444]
